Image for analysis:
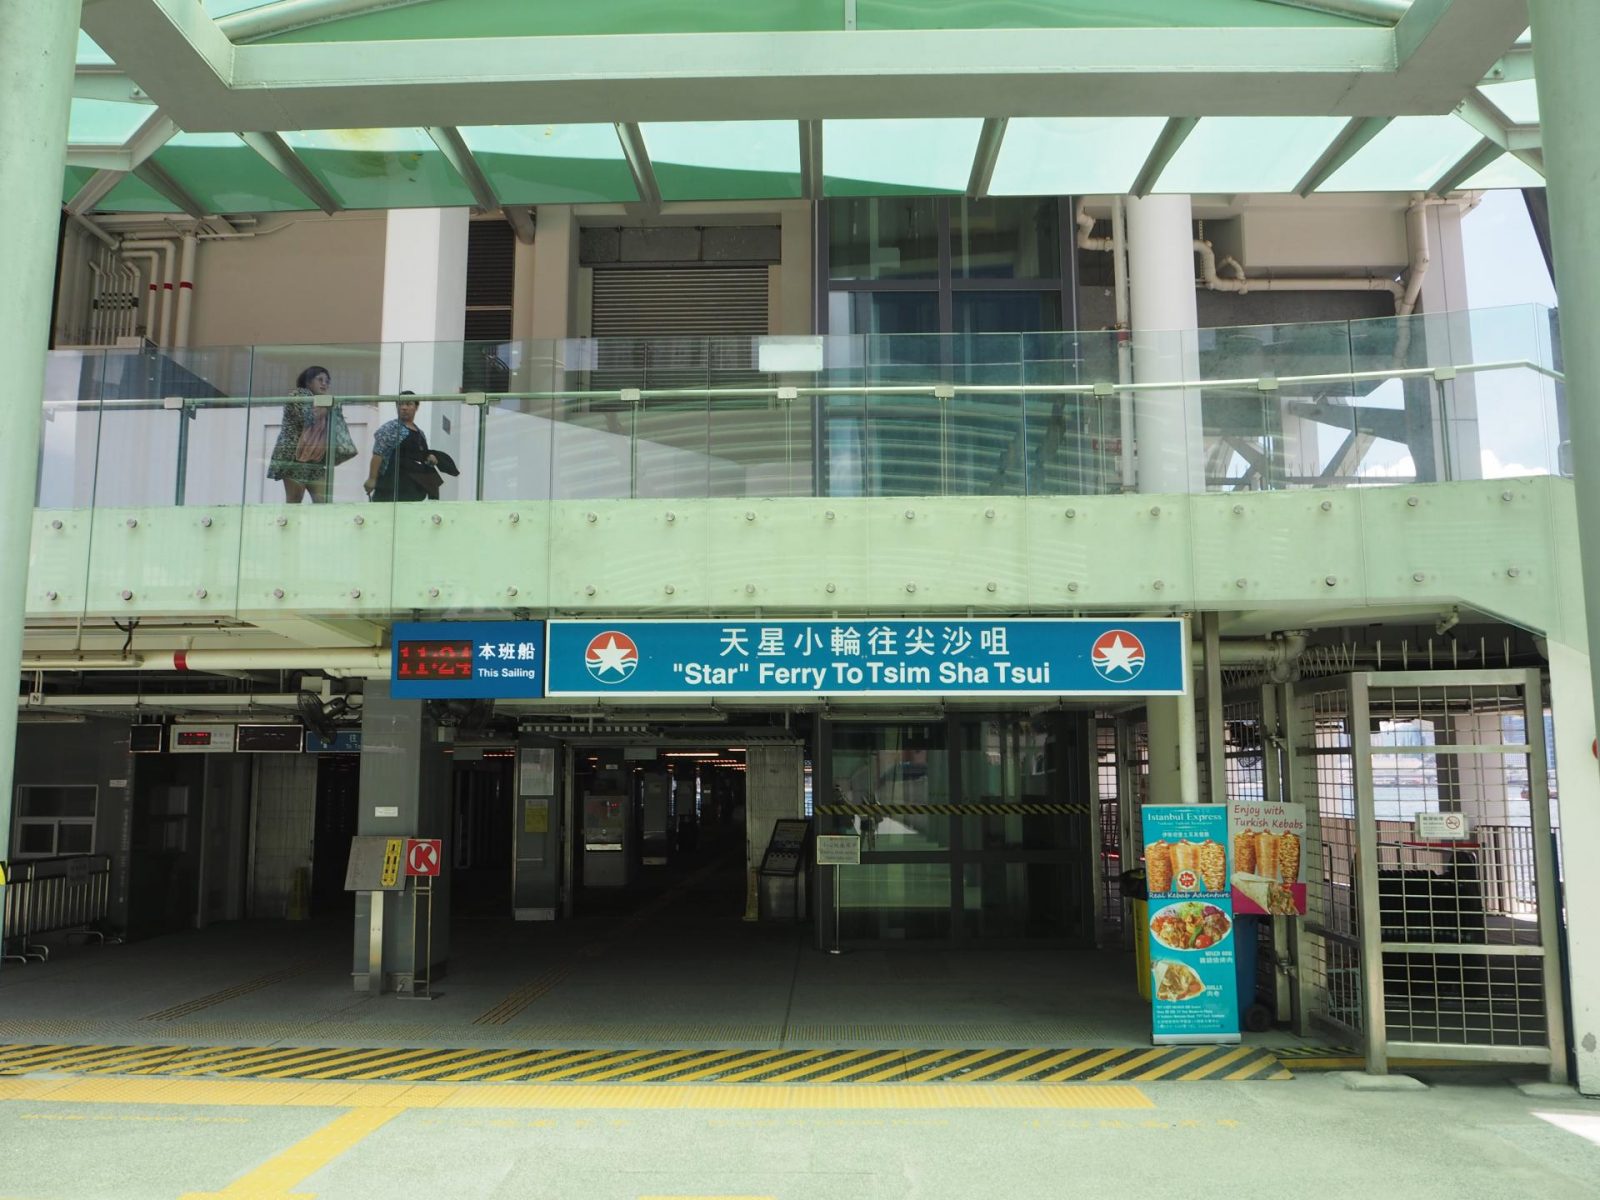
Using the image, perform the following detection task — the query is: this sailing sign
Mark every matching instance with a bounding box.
[544,619,1186,698]
[390,621,546,700]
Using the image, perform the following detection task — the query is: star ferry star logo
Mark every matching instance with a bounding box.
[1091,629,1146,682]
[585,631,639,683]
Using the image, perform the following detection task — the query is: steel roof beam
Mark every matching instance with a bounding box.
[1382,0,1531,109]
[240,131,342,213]
[80,0,235,117]
[126,110,180,169]
[73,67,152,105]
[426,125,500,213]
[799,120,823,202]
[1131,117,1197,198]
[1429,136,1504,195]
[133,158,207,218]
[503,205,535,244]
[966,117,1008,200]
[66,169,128,216]
[1258,1,1411,25]
[615,122,661,213]
[1295,115,1392,195]
[217,0,442,44]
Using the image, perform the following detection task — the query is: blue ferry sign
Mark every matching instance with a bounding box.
[391,621,546,699]
[545,619,1186,698]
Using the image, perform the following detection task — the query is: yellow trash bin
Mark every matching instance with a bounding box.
[1133,898,1151,1000]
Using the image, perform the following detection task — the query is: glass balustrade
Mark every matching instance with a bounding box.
[33,304,1565,512]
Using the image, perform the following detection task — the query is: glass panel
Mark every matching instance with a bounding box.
[961,861,1071,939]
[643,121,802,202]
[828,290,939,334]
[461,125,638,206]
[168,346,257,507]
[1479,79,1540,125]
[57,823,95,854]
[154,134,317,213]
[837,863,952,940]
[1322,116,1485,192]
[282,129,478,210]
[17,786,97,818]
[38,351,104,509]
[1462,157,1545,191]
[824,118,982,197]
[989,117,1167,197]
[68,99,153,144]
[95,348,184,507]
[16,824,56,857]
[825,722,949,851]
[951,197,1061,281]
[957,716,1070,851]
[1155,117,1347,194]
[828,197,941,281]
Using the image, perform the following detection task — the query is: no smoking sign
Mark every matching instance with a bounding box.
[405,838,442,877]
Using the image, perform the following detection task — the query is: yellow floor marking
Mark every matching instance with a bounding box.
[85,1046,196,1074]
[1132,1047,1213,1082]
[993,1048,1091,1082]
[0,1045,126,1072]
[269,1049,412,1082]
[851,1053,918,1084]
[963,1049,1040,1080]
[0,1075,1160,1110]
[670,1049,789,1084]
[760,1051,872,1084]
[302,1048,451,1081]
[126,1046,269,1075]
[472,1049,627,1084]
[803,1050,906,1084]
[213,1048,359,1079]
[712,1050,829,1084]
[164,1047,302,1077]
[534,1050,671,1083]
[904,1049,997,1081]
[393,1048,549,1083]
[1088,1048,1171,1081]
[1040,1048,1123,1080]
[177,1106,398,1199]
[583,1051,736,1084]
[340,1048,485,1081]
[1177,1046,1253,1082]
[619,1051,749,1084]
[1226,1057,1286,1081]
[862,1049,953,1083]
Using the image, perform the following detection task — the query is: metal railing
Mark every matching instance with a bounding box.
[1,854,118,964]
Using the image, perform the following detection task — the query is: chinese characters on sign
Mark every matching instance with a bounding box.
[1141,805,1241,1045]
[390,621,546,699]
[545,619,1186,697]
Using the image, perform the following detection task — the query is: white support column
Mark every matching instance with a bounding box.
[380,208,471,496]
[1417,200,1481,480]
[529,206,578,341]
[1548,640,1600,1093]
[1125,194,1204,495]
[0,0,82,865]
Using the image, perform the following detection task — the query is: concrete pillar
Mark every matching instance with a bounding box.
[1415,200,1481,481]
[776,204,814,335]
[351,682,452,993]
[529,205,578,340]
[1547,640,1599,1092]
[744,745,804,919]
[379,207,471,495]
[0,1,81,867]
[1532,1,1600,748]
[1125,194,1203,495]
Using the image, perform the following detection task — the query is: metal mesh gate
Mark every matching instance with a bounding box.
[1288,670,1565,1079]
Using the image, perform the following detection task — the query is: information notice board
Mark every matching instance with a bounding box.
[1139,805,1240,1045]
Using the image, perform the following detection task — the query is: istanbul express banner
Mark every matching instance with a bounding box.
[1140,805,1240,1045]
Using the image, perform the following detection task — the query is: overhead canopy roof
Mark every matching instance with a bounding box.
[67,0,1541,218]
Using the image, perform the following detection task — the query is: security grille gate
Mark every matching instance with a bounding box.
[1289,670,1565,1080]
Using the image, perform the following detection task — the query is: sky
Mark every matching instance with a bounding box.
[1463,189,1558,310]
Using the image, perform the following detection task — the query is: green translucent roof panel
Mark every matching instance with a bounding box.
[459,125,637,205]
[153,133,321,213]
[1320,115,1485,192]
[62,167,95,206]
[1479,79,1540,125]
[76,33,113,66]
[825,119,982,196]
[988,118,1166,196]
[642,122,801,201]
[99,174,180,214]
[282,128,477,210]
[68,99,153,144]
[250,0,846,41]
[856,0,1366,29]
[1154,116,1348,193]
[1463,156,1546,190]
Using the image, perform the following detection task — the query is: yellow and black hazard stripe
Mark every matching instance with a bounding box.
[815,803,1090,817]
[0,1042,1290,1084]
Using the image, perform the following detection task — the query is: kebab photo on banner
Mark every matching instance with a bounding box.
[1227,800,1307,917]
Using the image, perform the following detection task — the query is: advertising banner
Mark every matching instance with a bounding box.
[1229,800,1307,917]
[1140,805,1240,1045]
[390,621,545,700]
[545,618,1186,698]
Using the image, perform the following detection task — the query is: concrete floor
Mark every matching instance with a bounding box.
[0,847,1295,1051]
[0,1072,1596,1199]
